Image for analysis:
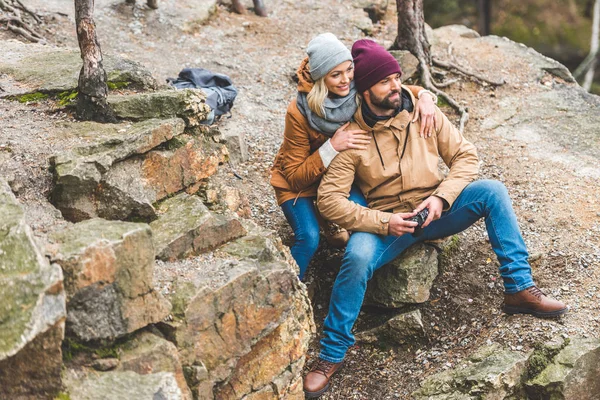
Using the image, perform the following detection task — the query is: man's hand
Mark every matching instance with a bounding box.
[388,212,418,236]
[330,122,370,152]
[412,92,437,138]
[414,196,444,228]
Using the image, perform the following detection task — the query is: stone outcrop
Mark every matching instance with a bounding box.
[413,344,529,400]
[64,369,184,400]
[150,193,246,261]
[525,337,600,399]
[48,218,170,341]
[413,338,600,400]
[0,39,157,98]
[160,222,311,399]
[119,330,193,400]
[0,180,66,399]
[50,119,228,222]
[365,243,440,308]
[108,89,212,127]
[355,309,424,346]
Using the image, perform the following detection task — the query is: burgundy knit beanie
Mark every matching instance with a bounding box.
[351,39,402,93]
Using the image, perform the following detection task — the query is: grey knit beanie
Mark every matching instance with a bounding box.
[306,33,352,81]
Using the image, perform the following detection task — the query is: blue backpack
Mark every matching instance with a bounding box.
[168,68,238,125]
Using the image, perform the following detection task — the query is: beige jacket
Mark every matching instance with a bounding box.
[317,87,479,235]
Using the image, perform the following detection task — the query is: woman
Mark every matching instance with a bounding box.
[270,33,437,280]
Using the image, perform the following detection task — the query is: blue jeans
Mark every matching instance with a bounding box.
[319,180,534,362]
[281,185,367,280]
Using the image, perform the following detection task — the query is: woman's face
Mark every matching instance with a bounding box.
[324,61,354,97]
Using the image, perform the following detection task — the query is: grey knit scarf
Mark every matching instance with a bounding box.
[296,82,358,137]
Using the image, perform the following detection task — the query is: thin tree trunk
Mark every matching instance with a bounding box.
[74,0,116,122]
[477,0,491,36]
[393,0,431,65]
[583,0,599,91]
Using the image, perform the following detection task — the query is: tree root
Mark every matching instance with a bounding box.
[433,57,505,86]
[0,0,44,42]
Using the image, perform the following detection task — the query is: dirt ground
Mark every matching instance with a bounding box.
[1,0,599,399]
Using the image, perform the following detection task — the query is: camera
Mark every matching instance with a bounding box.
[406,208,429,237]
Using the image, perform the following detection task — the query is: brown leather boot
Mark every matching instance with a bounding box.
[503,286,568,318]
[303,359,343,398]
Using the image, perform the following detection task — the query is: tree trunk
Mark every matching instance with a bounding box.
[477,0,491,36]
[583,0,599,91]
[393,0,430,64]
[74,0,116,122]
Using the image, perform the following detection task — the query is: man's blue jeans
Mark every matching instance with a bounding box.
[319,180,535,363]
[281,185,367,280]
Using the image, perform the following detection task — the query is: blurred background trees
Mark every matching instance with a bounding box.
[423,0,600,93]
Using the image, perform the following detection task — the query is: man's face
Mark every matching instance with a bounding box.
[365,73,402,113]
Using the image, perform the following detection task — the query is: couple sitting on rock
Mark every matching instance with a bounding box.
[269,33,568,398]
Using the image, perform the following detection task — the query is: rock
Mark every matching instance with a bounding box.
[525,337,600,399]
[49,218,171,341]
[150,193,246,261]
[64,369,183,400]
[350,13,374,35]
[92,358,119,371]
[0,40,157,98]
[485,86,600,179]
[119,330,192,400]
[355,309,424,345]
[108,89,212,127]
[390,50,419,81]
[413,344,528,399]
[222,128,248,163]
[0,180,66,399]
[219,221,291,264]
[364,243,439,308]
[160,254,312,398]
[50,124,228,222]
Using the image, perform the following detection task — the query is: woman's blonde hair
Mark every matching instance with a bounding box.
[306,77,328,118]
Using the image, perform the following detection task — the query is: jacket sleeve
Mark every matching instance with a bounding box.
[431,107,479,209]
[317,151,392,235]
[405,85,425,99]
[280,107,327,192]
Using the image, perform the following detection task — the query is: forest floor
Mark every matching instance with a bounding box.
[1,0,599,399]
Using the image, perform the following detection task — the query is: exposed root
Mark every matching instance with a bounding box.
[416,57,469,133]
[0,0,44,42]
[433,57,505,86]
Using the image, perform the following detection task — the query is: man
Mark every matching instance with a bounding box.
[303,39,568,398]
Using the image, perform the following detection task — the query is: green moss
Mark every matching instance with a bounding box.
[527,338,571,380]
[54,392,71,400]
[57,90,78,107]
[62,337,122,362]
[11,92,49,103]
[107,81,131,90]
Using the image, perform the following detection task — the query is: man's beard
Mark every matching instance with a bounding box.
[368,89,401,110]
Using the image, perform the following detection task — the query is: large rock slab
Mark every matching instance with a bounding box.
[49,218,170,341]
[525,337,600,400]
[413,344,528,400]
[150,193,246,261]
[364,243,439,308]
[119,330,192,400]
[0,39,157,98]
[355,309,425,346]
[64,369,183,400]
[0,180,66,398]
[159,229,312,398]
[482,86,600,179]
[50,122,228,222]
[108,89,212,127]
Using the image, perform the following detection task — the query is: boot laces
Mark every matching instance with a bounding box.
[313,359,336,375]
[527,286,545,299]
